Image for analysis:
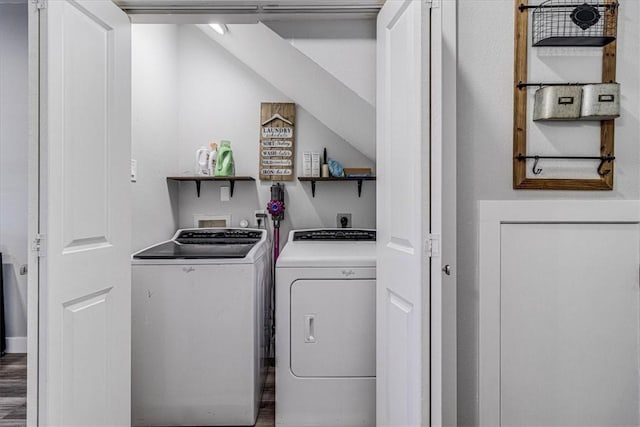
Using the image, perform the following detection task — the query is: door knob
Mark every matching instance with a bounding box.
[442,264,452,276]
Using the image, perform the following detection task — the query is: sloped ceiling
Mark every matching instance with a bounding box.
[197,22,376,161]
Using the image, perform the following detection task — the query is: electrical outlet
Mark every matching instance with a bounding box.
[337,213,352,228]
[255,209,268,228]
[220,186,230,202]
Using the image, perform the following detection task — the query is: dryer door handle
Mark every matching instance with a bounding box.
[304,314,316,343]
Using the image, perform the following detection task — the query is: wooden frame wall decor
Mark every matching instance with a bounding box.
[513,0,619,190]
[259,102,296,181]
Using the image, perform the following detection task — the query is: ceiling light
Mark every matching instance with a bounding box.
[209,23,228,35]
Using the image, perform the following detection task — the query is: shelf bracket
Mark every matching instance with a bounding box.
[311,180,316,197]
[357,179,363,197]
[195,180,201,198]
[229,180,235,198]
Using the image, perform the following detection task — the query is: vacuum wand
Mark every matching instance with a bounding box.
[267,183,285,261]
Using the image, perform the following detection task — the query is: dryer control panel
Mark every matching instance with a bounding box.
[293,229,376,242]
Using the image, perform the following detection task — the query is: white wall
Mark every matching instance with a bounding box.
[457,2,640,425]
[0,2,28,350]
[131,25,180,251]
[174,24,376,241]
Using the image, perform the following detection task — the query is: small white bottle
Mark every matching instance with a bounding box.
[195,146,210,175]
[208,142,218,176]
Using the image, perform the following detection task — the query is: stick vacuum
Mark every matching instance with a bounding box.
[267,183,285,262]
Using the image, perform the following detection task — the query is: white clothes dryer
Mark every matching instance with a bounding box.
[275,229,376,427]
[131,228,271,426]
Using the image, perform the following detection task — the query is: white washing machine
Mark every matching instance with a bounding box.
[275,229,376,427]
[131,228,271,426]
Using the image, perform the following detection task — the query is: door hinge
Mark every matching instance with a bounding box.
[427,234,441,258]
[32,0,46,10]
[32,234,44,256]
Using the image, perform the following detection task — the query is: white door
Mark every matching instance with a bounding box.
[36,1,131,425]
[376,1,431,426]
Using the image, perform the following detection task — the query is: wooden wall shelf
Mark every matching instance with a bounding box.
[513,0,618,191]
[167,176,255,198]
[298,176,376,197]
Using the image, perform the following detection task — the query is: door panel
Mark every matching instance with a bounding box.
[39,1,131,425]
[61,0,112,250]
[376,1,430,425]
[501,223,640,426]
[290,279,376,377]
[62,289,112,426]
[385,2,420,255]
[384,290,415,426]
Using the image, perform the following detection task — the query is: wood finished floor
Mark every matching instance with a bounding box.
[0,354,274,427]
[253,366,275,427]
[0,353,27,427]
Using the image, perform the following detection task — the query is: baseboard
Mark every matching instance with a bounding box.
[6,336,27,353]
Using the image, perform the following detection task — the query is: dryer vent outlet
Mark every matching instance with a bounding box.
[337,213,352,228]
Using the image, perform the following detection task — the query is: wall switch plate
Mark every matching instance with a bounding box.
[337,213,352,228]
[220,186,230,202]
[130,159,137,182]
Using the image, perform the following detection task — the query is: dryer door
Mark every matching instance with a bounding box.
[290,279,375,377]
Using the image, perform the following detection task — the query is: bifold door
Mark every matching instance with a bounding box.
[36,1,132,424]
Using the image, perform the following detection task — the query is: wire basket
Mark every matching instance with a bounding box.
[532,0,618,47]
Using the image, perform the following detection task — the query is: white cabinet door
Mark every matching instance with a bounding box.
[376,1,431,425]
[479,202,640,426]
[37,1,131,425]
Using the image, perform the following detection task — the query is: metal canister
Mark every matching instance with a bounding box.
[533,86,582,120]
[580,83,620,120]
[533,85,582,121]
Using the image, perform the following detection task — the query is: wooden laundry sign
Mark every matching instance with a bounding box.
[260,102,295,181]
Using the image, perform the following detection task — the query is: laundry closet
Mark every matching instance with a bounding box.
[127,9,379,427]
[129,19,378,254]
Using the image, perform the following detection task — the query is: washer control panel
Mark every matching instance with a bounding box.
[175,228,263,244]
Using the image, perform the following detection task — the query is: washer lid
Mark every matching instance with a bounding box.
[133,228,265,259]
[132,241,258,259]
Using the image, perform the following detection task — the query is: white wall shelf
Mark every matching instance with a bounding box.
[167,176,255,198]
[298,176,375,198]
